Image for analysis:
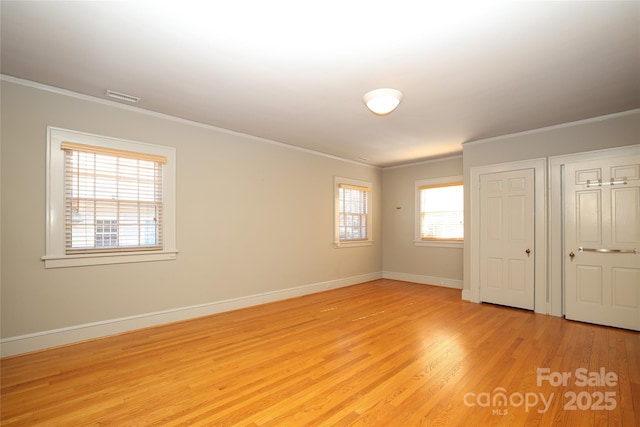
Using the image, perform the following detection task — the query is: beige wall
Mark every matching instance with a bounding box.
[0,79,382,341]
[462,110,640,292]
[2,76,638,352]
[382,156,464,285]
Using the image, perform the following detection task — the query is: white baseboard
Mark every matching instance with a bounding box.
[382,271,463,289]
[0,272,382,357]
[461,289,473,301]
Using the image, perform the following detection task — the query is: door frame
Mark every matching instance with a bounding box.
[549,144,640,317]
[469,158,547,313]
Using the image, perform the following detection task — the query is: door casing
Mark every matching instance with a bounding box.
[469,158,547,313]
[469,147,639,317]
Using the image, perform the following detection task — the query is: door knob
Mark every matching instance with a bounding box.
[569,252,575,261]
[525,248,531,257]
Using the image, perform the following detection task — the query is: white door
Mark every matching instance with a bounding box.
[564,156,640,331]
[480,169,535,310]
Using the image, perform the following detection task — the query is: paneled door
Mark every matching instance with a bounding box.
[564,156,640,331]
[480,169,535,310]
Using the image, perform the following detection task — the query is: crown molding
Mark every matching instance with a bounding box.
[462,109,640,147]
[1,74,380,170]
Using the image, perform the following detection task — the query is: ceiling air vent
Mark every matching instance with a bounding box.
[105,90,141,103]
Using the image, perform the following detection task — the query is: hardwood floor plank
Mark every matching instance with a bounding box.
[1,279,638,426]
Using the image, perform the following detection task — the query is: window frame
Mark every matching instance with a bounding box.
[415,175,463,248]
[43,127,178,268]
[334,176,373,248]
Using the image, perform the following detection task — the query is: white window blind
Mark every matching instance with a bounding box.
[419,182,463,241]
[62,142,166,254]
[339,183,370,241]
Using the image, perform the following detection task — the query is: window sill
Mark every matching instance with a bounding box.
[42,250,178,268]
[414,240,463,248]
[334,240,373,248]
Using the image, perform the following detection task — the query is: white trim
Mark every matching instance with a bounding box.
[548,144,640,317]
[42,251,179,268]
[469,158,547,314]
[0,272,382,357]
[333,241,374,248]
[413,240,463,248]
[334,176,373,248]
[44,127,178,268]
[383,154,463,170]
[4,75,637,171]
[462,109,640,147]
[382,271,462,289]
[461,289,472,301]
[1,74,378,169]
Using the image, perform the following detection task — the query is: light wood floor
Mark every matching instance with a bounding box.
[1,279,639,426]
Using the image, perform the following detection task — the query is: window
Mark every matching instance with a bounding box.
[44,127,177,268]
[95,220,119,248]
[415,176,463,247]
[63,142,165,254]
[334,177,372,247]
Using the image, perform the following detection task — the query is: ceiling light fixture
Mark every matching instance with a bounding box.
[105,90,141,103]
[363,88,403,116]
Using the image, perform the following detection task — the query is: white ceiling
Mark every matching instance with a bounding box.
[2,1,639,167]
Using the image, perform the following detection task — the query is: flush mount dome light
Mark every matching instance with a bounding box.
[363,88,403,116]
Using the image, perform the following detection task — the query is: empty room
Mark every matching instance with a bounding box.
[1,1,639,426]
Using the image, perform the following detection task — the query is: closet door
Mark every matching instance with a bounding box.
[564,156,640,330]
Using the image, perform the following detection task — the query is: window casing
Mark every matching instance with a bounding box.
[44,127,177,268]
[334,177,372,248]
[415,176,463,248]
